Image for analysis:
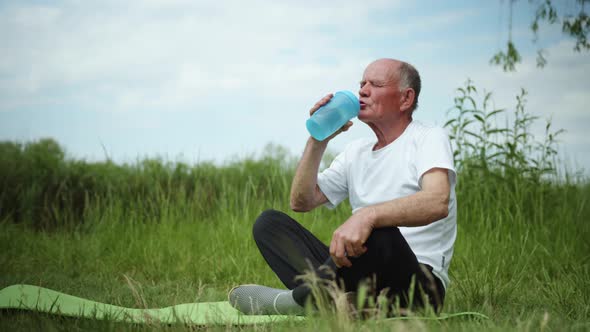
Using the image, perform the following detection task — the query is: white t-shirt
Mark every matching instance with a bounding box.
[317,120,457,289]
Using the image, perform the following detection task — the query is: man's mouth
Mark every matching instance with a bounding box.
[360,101,367,109]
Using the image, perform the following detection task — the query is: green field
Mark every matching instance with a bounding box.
[1,86,589,331]
[1,138,589,331]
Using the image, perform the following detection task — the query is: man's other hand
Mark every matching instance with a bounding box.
[329,207,375,267]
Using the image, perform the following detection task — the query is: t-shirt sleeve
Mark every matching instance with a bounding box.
[317,150,349,209]
[415,127,457,187]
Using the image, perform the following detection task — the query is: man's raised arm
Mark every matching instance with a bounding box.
[290,94,353,212]
[289,137,329,212]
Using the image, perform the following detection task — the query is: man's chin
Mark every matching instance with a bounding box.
[357,112,371,124]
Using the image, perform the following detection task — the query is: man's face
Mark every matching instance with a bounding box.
[357,60,402,124]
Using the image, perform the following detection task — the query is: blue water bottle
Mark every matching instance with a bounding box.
[306,91,360,141]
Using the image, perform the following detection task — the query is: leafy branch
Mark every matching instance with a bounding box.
[492,0,590,71]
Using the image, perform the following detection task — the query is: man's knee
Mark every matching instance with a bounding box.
[253,209,287,241]
[362,227,418,273]
[364,227,401,249]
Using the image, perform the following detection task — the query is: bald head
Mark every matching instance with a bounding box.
[367,58,421,112]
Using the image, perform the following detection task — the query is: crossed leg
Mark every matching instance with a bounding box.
[252,209,445,311]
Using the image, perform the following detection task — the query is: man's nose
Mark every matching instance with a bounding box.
[359,84,369,97]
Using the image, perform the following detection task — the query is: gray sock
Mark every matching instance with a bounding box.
[229,284,305,316]
[274,289,305,315]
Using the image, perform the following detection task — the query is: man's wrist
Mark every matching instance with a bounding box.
[307,137,329,153]
[361,206,378,229]
[309,136,329,146]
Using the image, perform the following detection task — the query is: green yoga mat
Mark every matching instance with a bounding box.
[0,284,488,325]
[0,284,302,325]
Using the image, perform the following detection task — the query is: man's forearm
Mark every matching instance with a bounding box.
[364,191,449,228]
[290,137,328,211]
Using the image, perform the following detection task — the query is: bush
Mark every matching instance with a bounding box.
[0,139,296,228]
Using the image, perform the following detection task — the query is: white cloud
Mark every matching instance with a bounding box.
[0,0,482,114]
[0,0,407,112]
[0,1,588,175]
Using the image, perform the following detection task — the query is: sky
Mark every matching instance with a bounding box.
[1,0,589,176]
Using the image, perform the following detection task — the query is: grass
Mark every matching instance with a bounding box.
[1,153,588,331]
[1,83,589,330]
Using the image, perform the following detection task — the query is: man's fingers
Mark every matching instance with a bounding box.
[325,121,354,141]
[310,94,333,116]
[345,242,357,258]
[329,236,336,257]
[331,253,352,268]
[331,255,340,268]
[355,245,368,257]
[330,236,352,268]
[340,256,352,268]
[334,237,346,259]
[341,121,353,132]
[346,241,369,258]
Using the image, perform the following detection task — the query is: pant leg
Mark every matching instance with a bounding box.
[338,227,445,310]
[336,228,418,306]
[253,210,444,311]
[253,209,331,289]
[417,263,446,311]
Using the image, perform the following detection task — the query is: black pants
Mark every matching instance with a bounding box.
[253,209,445,312]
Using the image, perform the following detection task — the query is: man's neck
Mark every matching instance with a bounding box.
[370,117,412,151]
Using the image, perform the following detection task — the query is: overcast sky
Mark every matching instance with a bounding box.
[1,0,589,177]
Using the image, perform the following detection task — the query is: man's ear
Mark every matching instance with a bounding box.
[400,88,415,113]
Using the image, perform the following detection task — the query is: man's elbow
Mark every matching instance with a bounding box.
[290,197,312,212]
[436,194,450,219]
[438,205,449,219]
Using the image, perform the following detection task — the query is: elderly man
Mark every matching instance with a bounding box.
[229,58,456,316]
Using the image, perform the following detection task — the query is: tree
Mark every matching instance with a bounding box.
[491,0,589,71]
